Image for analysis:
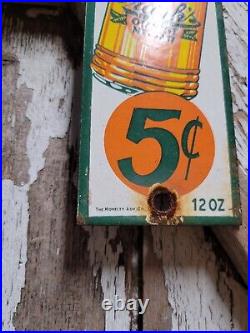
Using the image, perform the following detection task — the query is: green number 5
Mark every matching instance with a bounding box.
[118,108,181,186]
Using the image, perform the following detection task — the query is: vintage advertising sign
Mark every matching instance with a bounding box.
[77,2,241,225]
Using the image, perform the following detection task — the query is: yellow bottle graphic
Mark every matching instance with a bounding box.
[91,2,207,98]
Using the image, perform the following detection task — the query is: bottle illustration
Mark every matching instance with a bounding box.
[91,2,207,99]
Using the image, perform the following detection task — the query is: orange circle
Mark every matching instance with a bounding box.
[104,92,215,196]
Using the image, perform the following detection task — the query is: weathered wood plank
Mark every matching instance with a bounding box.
[142,228,172,331]
[2,5,139,330]
[143,227,247,330]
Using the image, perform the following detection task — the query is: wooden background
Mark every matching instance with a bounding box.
[2,3,248,331]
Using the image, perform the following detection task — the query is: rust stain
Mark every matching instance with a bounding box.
[76,214,86,226]
[132,184,184,225]
[146,184,183,225]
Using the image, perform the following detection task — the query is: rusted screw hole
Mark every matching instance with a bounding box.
[153,192,174,212]
[148,186,177,219]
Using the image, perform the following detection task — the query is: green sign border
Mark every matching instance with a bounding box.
[77,2,241,226]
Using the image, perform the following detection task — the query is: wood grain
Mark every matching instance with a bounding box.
[143,227,247,330]
[2,2,248,331]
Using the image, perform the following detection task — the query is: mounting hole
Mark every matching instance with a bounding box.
[148,186,177,219]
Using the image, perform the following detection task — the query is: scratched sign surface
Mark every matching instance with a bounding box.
[77,2,241,225]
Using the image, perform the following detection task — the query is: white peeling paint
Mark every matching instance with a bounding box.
[151,228,247,330]
[101,248,130,331]
[87,228,131,331]
[2,180,29,331]
[16,43,73,185]
[3,24,74,330]
[223,2,248,174]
